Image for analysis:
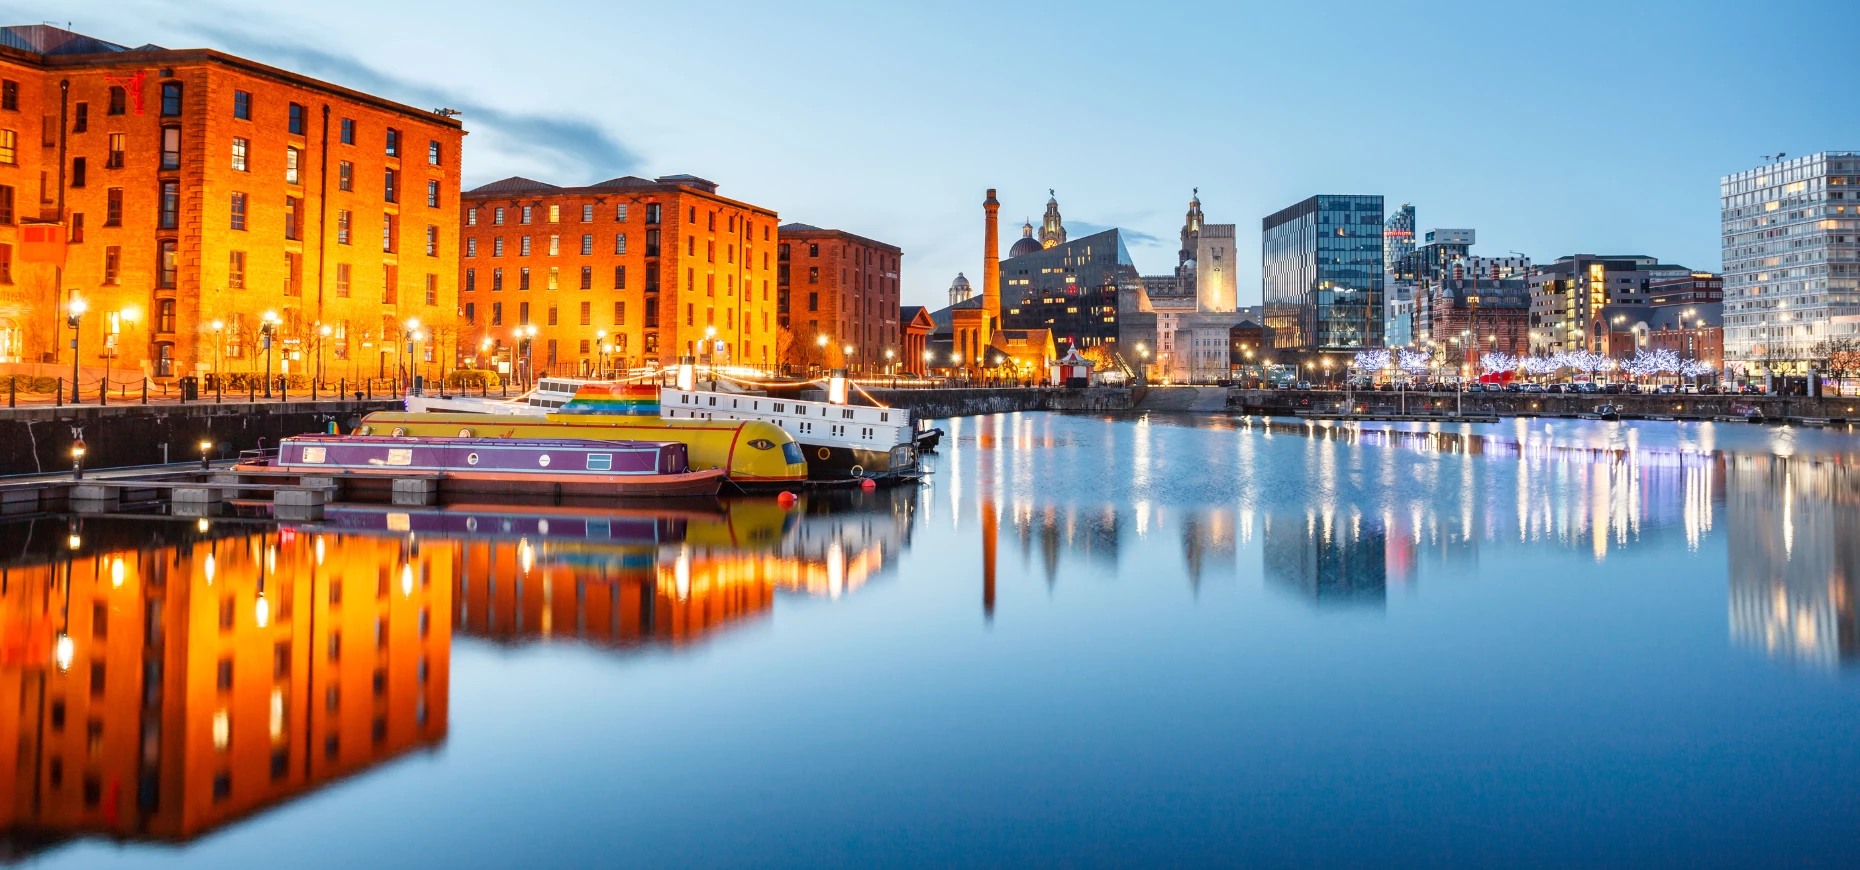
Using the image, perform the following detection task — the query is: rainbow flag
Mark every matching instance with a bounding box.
[557,382,661,416]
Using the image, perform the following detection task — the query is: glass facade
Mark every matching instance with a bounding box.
[1262,195,1384,349]
[998,229,1142,353]
[1720,152,1860,368]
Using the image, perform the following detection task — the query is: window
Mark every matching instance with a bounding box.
[228,251,246,289]
[519,301,529,324]
[646,263,659,293]
[382,213,394,252]
[465,268,475,292]
[105,188,121,225]
[615,233,626,255]
[284,252,301,296]
[580,301,591,325]
[519,267,530,291]
[158,240,176,288]
[466,207,478,227]
[464,301,475,324]
[288,102,304,135]
[340,117,354,144]
[0,129,16,165]
[492,267,503,291]
[613,301,625,324]
[70,156,85,187]
[385,128,400,157]
[547,267,559,290]
[521,205,532,224]
[0,80,15,111]
[809,266,819,284]
[580,266,592,289]
[160,82,182,116]
[493,237,503,257]
[581,234,593,256]
[549,204,560,223]
[616,203,628,221]
[285,197,300,240]
[426,273,438,305]
[465,237,476,257]
[384,168,396,202]
[104,246,120,284]
[613,265,626,289]
[157,299,176,333]
[0,186,11,224]
[491,301,503,325]
[548,235,559,256]
[645,229,660,256]
[286,147,301,184]
[686,303,694,326]
[548,303,558,326]
[427,179,440,208]
[337,210,351,244]
[160,127,180,170]
[0,243,8,283]
[493,207,504,226]
[107,86,126,115]
[428,139,441,165]
[73,102,87,132]
[646,203,661,225]
[338,160,352,191]
[230,192,247,230]
[70,213,83,243]
[336,263,351,297]
[426,225,438,256]
[382,264,398,303]
[159,182,179,229]
[582,204,594,222]
[233,90,251,120]
[231,137,248,171]
[808,292,818,312]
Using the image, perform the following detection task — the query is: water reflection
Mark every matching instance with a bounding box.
[0,518,448,850]
[1726,456,1860,668]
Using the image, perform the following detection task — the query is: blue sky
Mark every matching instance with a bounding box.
[28,0,1860,309]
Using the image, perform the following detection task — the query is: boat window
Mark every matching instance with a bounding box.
[587,453,613,471]
[773,402,784,412]
[708,396,716,406]
[880,412,888,422]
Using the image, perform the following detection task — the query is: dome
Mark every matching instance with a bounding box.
[950,272,970,291]
[1008,220,1042,258]
[1183,258,1197,271]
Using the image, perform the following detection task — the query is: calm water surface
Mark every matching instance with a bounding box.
[8,413,1860,868]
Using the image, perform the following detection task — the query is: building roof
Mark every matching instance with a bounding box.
[928,296,983,334]
[0,24,137,54]
[775,223,901,253]
[900,306,936,332]
[779,222,824,232]
[470,176,561,194]
[462,175,775,214]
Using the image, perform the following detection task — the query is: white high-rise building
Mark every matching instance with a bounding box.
[1721,152,1860,370]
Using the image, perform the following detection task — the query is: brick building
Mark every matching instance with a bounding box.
[0,24,464,383]
[458,175,778,376]
[775,223,902,373]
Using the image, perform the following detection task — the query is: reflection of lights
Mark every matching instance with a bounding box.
[401,563,414,597]
[254,593,270,628]
[270,688,286,741]
[315,536,326,565]
[212,709,230,751]
[197,518,210,532]
[204,553,216,584]
[675,548,691,600]
[266,546,277,574]
[54,633,74,672]
[518,537,534,574]
[111,558,125,588]
[827,540,845,599]
[66,533,80,550]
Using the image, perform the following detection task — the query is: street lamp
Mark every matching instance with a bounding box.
[260,310,280,398]
[210,319,225,390]
[65,297,86,404]
[100,305,136,406]
[595,329,607,376]
[318,324,332,389]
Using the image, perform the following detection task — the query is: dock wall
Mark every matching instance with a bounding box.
[0,401,401,476]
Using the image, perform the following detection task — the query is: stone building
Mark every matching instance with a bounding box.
[776,223,902,373]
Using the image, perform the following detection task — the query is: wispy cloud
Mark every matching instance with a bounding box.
[1069,221,1162,245]
[178,22,639,185]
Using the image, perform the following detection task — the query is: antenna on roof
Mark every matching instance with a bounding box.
[1762,152,1786,163]
[433,107,462,118]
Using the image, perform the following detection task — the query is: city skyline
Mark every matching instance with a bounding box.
[32,0,1858,314]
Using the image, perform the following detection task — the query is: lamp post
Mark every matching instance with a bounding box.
[884,348,895,375]
[404,318,422,394]
[317,324,332,390]
[260,310,279,398]
[521,325,538,386]
[595,329,607,377]
[101,306,135,406]
[815,333,829,374]
[844,344,855,376]
[65,297,86,405]
[210,319,224,389]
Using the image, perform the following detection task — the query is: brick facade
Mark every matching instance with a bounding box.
[457,175,778,376]
[775,224,902,373]
[0,27,464,383]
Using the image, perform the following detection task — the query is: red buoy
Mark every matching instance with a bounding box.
[860,478,877,491]
[777,491,797,508]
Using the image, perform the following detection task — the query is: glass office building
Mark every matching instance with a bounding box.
[998,228,1144,353]
[1261,195,1385,349]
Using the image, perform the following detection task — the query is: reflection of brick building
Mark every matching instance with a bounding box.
[0,521,450,845]
[458,175,778,375]
[775,224,902,373]
[0,25,464,382]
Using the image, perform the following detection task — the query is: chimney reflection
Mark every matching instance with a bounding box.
[0,517,449,848]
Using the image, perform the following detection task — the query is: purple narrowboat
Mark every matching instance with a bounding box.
[256,435,725,497]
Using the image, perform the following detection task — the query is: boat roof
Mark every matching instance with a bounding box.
[287,435,680,449]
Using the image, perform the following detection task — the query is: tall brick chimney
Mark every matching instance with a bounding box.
[983,188,1001,321]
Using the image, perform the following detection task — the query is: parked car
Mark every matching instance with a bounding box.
[1655,384,1677,394]
[1740,384,1765,395]
[1681,384,1699,395]
[1623,384,1642,394]
[1602,384,1624,394]
[1295,381,1312,391]
[1577,383,1599,394]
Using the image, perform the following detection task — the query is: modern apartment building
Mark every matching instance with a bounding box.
[458,175,778,375]
[1527,254,1692,354]
[775,223,902,373]
[1261,194,1384,350]
[0,24,464,382]
[1720,152,1860,371]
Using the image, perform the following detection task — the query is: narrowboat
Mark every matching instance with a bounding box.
[261,434,727,497]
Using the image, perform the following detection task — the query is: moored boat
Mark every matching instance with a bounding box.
[258,434,727,497]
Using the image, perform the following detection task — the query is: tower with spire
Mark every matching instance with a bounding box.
[1178,189,1204,279]
[1039,190,1067,249]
